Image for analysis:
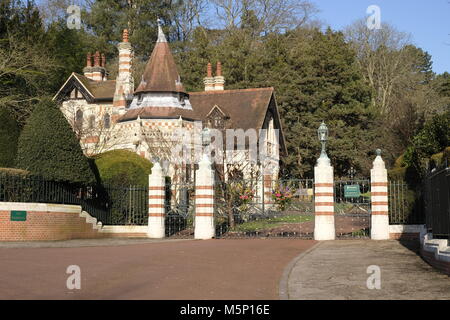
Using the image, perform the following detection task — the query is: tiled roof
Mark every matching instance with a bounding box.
[134,41,186,94]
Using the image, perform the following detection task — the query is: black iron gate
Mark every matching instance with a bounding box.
[334,179,371,239]
[215,178,314,238]
[104,185,148,225]
[165,180,195,238]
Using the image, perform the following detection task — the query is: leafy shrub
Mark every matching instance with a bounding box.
[93,150,153,187]
[0,108,20,167]
[403,111,450,178]
[16,98,95,185]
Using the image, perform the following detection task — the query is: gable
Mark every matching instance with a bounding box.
[53,73,116,103]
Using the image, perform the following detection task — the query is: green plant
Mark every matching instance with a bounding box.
[16,98,95,185]
[0,108,20,167]
[93,150,153,187]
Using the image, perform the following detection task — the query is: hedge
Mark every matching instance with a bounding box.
[16,98,96,185]
[93,150,153,186]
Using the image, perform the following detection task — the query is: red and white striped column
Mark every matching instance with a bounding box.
[113,29,134,108]
[370,150,389,240]
[147,162,165,238]
[314,157,335,240]
[194,154,215,239]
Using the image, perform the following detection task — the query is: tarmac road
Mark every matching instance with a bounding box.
[0,238,316,300]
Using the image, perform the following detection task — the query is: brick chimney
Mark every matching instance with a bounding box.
[83,53,93,79]
[113,29,134,108]
[91,51,107,81]
[203,62,215,91]
[214,61,225,91]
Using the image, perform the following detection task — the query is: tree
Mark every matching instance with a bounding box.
[16,98,96,184]
[0,0,58,124]
[262,28,376,177]
[0,107,20,167]
[344,19,446,163]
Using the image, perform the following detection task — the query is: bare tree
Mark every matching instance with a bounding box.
[0,38,57,124]
[168,0,209,42]
[211,0,318,33]
[345,19,414,115]
[60,100,128,156]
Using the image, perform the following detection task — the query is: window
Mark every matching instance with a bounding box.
[104,113,111,129]
[75,109,83,129]
[88,115,95,129]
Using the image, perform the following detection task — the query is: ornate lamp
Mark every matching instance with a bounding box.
[317,121,329,160]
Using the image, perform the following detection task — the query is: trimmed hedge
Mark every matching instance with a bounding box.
[93,150,153,186]
[16,98,96,185]
[0,108,20,168]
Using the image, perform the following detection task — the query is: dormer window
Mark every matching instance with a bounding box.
[206,105,227,129]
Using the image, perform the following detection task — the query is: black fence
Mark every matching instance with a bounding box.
[424,166,450,239]
[0,174,148,226]
[388,180,425,224]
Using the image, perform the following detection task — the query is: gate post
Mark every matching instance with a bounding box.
[194,154,215,239]
[370,149,389,240]
[147,162,165,238]
[314,156,335,240]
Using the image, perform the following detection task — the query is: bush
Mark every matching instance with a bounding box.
[16,98,95,185]
[0,108,20,167]
[93,150,153,186]
[404,111,450,174]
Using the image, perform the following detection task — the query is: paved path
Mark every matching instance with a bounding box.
[285,240,450,300]
[0,238,316,300]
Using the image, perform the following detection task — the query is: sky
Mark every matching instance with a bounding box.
[315,0,450,74]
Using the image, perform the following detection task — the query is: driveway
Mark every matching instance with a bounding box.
[284,240,450,300]
[0,238,316,299]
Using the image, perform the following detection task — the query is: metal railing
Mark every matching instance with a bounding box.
[388,180,425,224]
[0,174,149,226]
[0,174,110,224]
[424,167,450,239]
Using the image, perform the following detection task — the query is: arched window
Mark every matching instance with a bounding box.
[103,113,111,129]
[88,115,95,129]
[75,109,83,129]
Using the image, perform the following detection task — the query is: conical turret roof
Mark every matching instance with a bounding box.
[134,21,186,94]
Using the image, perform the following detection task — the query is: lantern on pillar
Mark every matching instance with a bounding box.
[317,121,329,159]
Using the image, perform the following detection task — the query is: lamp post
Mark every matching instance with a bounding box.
[348,166,356,180]
[317,121,329,163]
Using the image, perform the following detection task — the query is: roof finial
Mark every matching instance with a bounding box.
[157,17,167,43]
[123,29,129,42]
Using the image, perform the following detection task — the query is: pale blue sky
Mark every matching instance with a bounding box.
[316,0,450,74]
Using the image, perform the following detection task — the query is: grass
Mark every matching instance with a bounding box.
[230,215,312,232]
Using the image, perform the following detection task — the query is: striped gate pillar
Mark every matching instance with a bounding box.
[194,154,215,240]
[147,162,166,238]
[370,150,389,240]
[314,157,336,240]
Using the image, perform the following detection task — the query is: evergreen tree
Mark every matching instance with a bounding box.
[0,107,20,167]
[16,98,96,185]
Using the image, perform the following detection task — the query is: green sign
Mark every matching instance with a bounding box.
[344,185,361,198]
[10,210,27,221]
